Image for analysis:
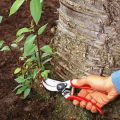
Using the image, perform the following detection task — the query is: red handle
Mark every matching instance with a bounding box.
[67,95,104,115]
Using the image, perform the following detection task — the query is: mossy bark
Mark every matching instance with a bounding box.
[52,0,120,119]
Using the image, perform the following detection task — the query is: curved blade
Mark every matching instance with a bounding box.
[44,78,62,87]
[42,80,58,91]
[42,78,71,91]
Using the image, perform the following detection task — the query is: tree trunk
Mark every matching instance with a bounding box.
[52,0,120,119]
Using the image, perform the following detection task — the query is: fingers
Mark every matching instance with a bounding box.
[73,100,79,106]
[78,89,88,108]
[73,90,95,111]
[91,99,97,113]
[73,91,100,113]
[86,97,100,113]
[91,106,97,113]
[86,102,92,110]
[78,89,88,97]
[73,89,88,106]
[80,94,92,109]
[85,94,92,110]
[79,94,97,113]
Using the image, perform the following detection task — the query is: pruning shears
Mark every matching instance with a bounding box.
[42,78,103,115]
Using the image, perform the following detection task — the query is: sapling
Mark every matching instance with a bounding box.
[0,0,53,99]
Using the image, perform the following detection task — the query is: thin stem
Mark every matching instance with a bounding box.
[36,35,42,68]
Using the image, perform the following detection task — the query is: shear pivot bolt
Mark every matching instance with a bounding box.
[57,83,67,92]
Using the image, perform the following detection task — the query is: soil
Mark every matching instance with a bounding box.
[0,0,59,120]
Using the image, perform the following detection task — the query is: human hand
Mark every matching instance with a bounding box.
[72,75,119,113]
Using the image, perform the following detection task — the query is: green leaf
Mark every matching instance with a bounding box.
[30,0,42,25]
[15,76,25,83]
[38,24,48,35]
[24,88,31,98]
[24,44,36,57]
[0,46,10,51]
[30,55,37,61]
[41,70,50,79]
[41,65,45,71]
[25,34,36,46]
[0,40,4,48]
[11,43,18,48]
[14,67,21,74]
[16,27,31,37]
[16,86,27,95]
[0,16,3,23]
[25,80,31,86]
[40,45,53,55]
[9,0,25,16]
[14,34,25,43]
[25,55,37,63]
[23,34,37,56]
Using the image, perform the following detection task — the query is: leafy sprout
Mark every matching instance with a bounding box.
[0,0,53,99]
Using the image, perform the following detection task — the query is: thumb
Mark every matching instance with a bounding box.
[72,78,89,87]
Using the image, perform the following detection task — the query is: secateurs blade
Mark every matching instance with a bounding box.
[42,78,104,115]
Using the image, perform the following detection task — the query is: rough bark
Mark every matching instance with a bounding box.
[52,0,120,119]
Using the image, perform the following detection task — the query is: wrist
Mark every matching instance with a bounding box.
[105,76,115,92]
